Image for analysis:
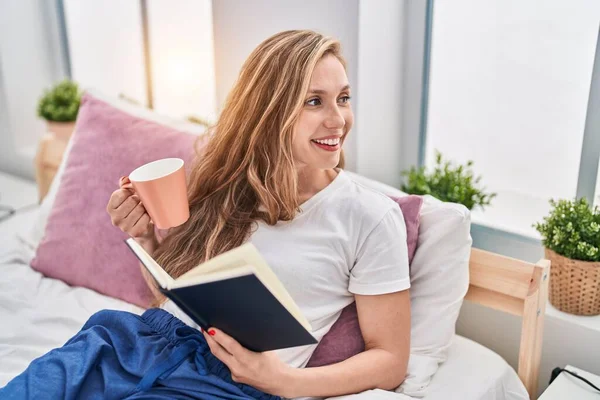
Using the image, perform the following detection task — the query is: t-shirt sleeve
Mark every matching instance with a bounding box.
[348,205,411,295]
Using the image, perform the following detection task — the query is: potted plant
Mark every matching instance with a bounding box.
[534,198,600,315]
[37,79,81,141]
[401,150,496,210]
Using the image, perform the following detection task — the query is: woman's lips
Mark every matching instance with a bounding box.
[311,140,340,152]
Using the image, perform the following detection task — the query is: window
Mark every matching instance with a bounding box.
[64,0,216,121]
[0,1,66,153]
[424,0,600,241]
[64,0,148,106]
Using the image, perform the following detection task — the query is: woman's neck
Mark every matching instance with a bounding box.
[296,167,339,204]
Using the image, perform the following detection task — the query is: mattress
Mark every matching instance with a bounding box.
[0,207,528,400]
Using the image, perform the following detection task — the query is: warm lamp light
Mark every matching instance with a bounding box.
[140,0,216,123]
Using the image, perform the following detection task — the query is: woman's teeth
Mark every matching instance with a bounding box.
[312,138,340,146]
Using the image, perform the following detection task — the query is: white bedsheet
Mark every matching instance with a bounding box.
[0,207,144,387]
[0,208,528,400]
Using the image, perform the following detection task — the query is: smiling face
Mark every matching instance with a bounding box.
[292,54,354,171]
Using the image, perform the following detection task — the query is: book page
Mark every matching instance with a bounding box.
[177,243,311,331]
[170,265,255,289]
[125,238,174,290]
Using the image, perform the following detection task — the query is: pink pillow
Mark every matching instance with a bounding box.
[306,195,423,368]
[31,93,198,307]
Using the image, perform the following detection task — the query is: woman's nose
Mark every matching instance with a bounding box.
[324,105,346,130]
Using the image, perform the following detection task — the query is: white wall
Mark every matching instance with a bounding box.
[355,0,405,187]
[0,0,67,179]
[400,0,429,176]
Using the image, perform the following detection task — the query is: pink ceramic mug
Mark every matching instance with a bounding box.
[128,158,190,229]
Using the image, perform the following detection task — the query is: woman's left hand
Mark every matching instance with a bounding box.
[203,327,293,397]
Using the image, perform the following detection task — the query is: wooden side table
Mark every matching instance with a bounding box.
[34,132,68,203]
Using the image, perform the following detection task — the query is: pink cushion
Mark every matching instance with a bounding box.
[31,93,198,308]
[306,195,423,368]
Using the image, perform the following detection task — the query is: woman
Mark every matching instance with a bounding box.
[2,30,410,400]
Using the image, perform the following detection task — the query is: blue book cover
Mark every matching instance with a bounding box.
[125,238,317,352]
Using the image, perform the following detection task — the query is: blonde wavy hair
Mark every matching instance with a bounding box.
[152,30,347,303]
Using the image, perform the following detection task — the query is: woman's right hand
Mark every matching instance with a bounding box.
[107,176,155,242]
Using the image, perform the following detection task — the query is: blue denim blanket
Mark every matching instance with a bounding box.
[0,308,282,400]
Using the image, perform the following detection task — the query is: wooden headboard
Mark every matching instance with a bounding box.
[465,248,550,398]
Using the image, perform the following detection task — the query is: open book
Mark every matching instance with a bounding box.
[124,238,317,352]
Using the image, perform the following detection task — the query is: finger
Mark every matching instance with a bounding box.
[113,196,141,225]
[204,331,235,364]
[130,213,152,237]
[121,201,147,232]
[207,328,245,357]
[119,176,133,189]
[107,189,135,211]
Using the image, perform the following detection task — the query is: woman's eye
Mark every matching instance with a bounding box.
[306,96,351,106]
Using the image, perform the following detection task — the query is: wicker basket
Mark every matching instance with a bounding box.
[545,248,600,316]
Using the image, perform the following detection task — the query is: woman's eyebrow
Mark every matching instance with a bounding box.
[308,84,351,95]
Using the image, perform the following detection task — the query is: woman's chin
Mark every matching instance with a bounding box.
[320,157,341,170]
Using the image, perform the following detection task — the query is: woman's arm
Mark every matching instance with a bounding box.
[203,289,411,398]
[283,289,411,398]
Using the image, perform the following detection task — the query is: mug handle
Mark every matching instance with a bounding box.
[119,176,154,225]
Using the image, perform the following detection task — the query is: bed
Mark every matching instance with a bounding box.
[0,206,534,400]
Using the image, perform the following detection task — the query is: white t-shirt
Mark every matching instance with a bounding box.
[162,168,410,369]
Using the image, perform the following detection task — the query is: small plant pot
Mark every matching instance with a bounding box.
[545,248,600,316]
[46,121,75,141]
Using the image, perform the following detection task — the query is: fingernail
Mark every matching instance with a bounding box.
[208,329,216,336]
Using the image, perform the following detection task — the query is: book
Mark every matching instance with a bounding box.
[124,238,317,352]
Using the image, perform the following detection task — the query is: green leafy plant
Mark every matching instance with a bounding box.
[401,150,496,210]
[534,198,600,262]
[37,80,81,122]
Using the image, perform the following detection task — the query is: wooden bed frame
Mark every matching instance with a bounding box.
[465,248,551,399]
